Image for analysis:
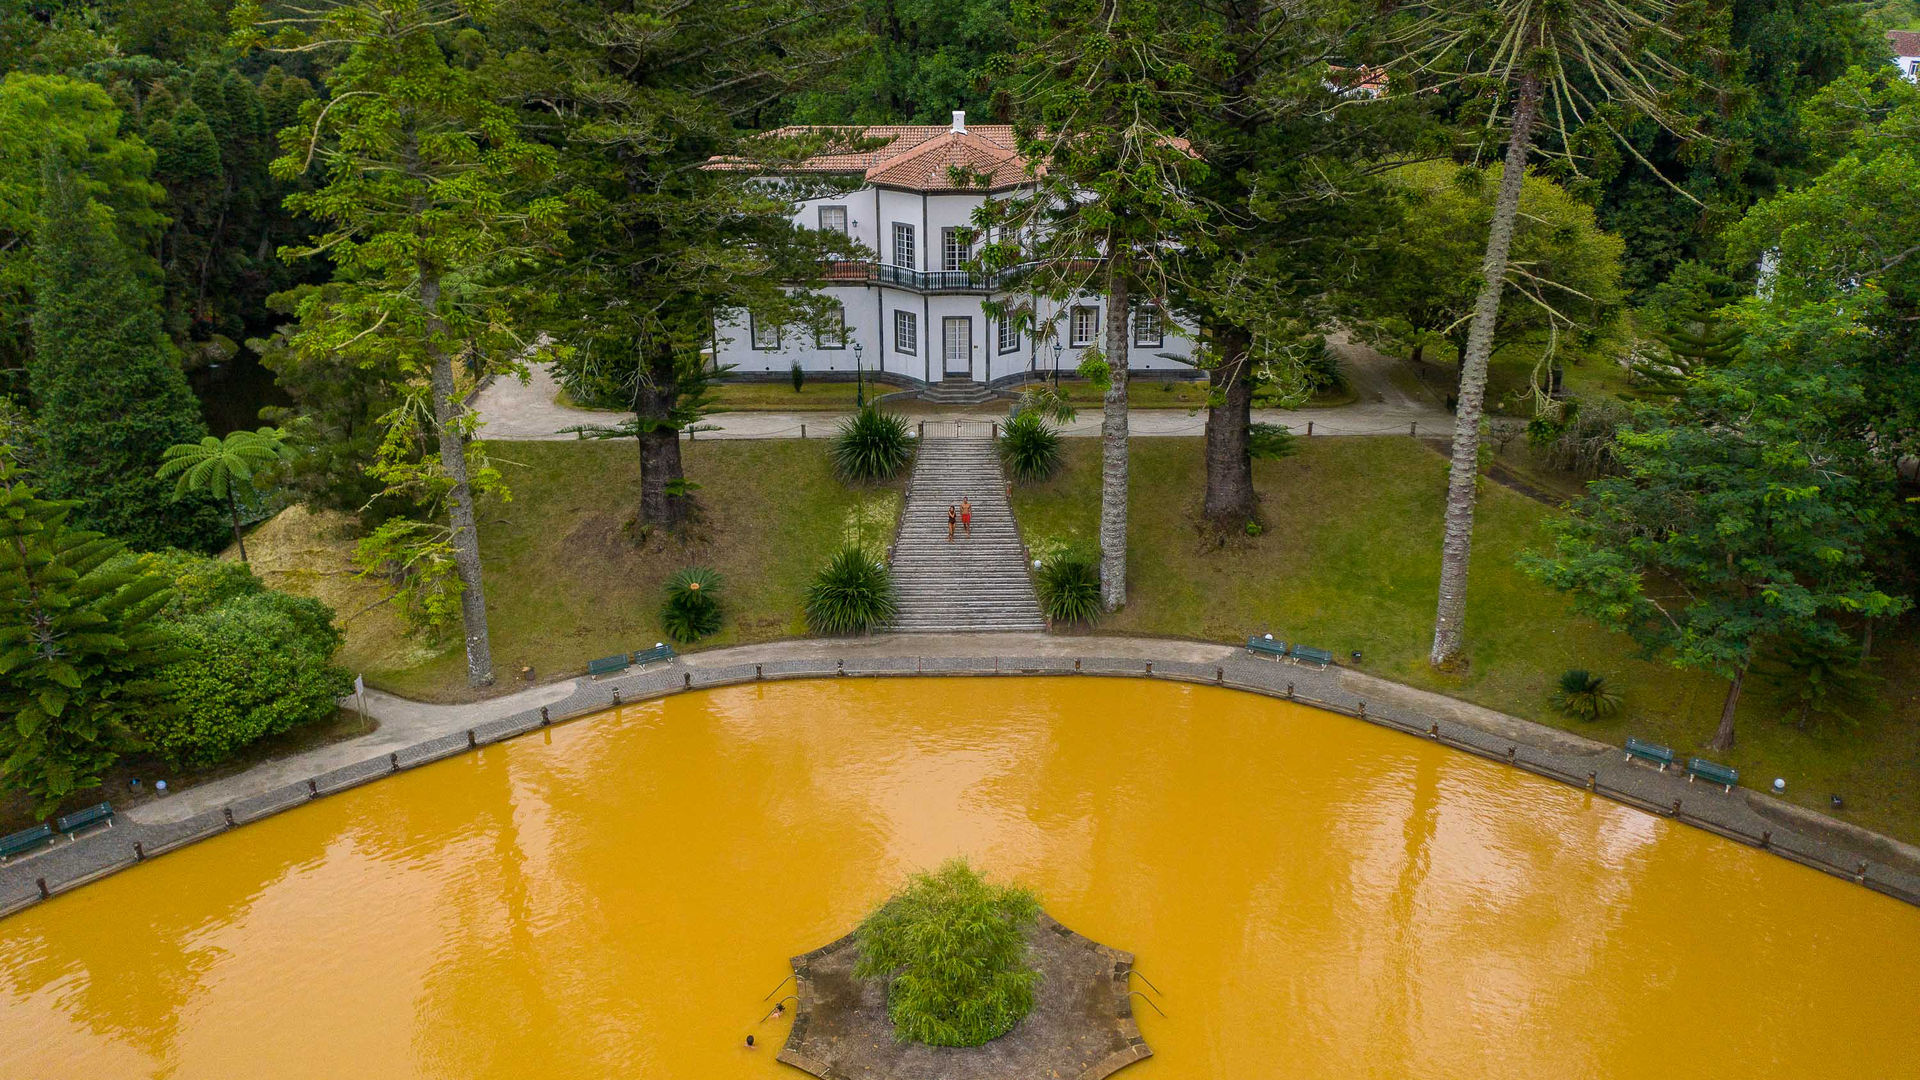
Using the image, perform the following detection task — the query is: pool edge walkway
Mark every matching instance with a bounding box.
[4,633,1917,918]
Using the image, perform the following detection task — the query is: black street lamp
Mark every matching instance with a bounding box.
[853,340,865,407]
[1051,339,1063,388]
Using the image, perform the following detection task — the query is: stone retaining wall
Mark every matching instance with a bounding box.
[4,652,1917,920]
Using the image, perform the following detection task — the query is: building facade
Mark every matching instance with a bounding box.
[711,114,1197,389]
[1893,30,1920,82]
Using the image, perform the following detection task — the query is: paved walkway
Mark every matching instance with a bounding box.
[890,438,1045,632]
[6,633,1917,916]
[471,341,1453,442]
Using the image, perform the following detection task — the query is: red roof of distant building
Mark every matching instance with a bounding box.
[712,119,1034,193]
[1890,30,1920,56]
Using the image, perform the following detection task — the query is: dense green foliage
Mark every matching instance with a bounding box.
[805,546,897,635]
[1034,550,1101,626]
[0,464,176,815]
[783,0,1012,124]
[157,426,291,560]
[1550,669,1622,722]
[29,154,224,551]
[854,860,1041,1047]
[660,566,724,644]
[830,406,915,483]
[998,410,1061,484]
[147,586,349,768]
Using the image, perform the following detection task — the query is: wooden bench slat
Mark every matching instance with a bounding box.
[632,645,677,666]
[1289,645,1335,667]
[0,824,52,858]
[587,654,629,677]
[1686,757,1739,791]
[55,802,112,834]
[1245,636,1289,659]
[1624,737,1674,769]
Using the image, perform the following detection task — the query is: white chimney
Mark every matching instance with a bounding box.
[951,110,967,134]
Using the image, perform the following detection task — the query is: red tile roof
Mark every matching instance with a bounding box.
[1890,30,1920,56]
[712,124,1037,192]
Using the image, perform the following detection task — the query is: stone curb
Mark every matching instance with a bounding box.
[4,651,1917,921]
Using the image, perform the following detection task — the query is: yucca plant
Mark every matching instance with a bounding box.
[1035,551,1101,626]
[830,405,914,483]
[999,409,1062,484]
[1550,669,1622,722]
[805,546,898,634]
[660,566,723,643]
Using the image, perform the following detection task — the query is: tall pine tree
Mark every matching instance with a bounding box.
[28,154,224,551]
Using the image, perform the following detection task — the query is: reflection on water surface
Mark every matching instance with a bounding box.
[2,678,1915,1079]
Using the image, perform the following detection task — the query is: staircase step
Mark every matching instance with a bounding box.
[886,436,1043,633]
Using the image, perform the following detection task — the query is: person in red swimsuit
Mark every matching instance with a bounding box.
[961,497,972,536]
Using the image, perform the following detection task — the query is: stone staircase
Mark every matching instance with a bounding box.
[916,378,1002,406]
[889,437,1045,633]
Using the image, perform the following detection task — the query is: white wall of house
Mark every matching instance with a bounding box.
[714,183,1198,385]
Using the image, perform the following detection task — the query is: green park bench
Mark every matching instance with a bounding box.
[587,654,630,678]
[632,644,678,668]
[0,824,53,860]
[1246,636,1289,660]
[1289,645,1335,668]
[1687,757,1739,792]
[55,802,113,837]
[1624,737,1674,771]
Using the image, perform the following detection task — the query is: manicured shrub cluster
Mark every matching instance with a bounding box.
[805,546,897,634]
[830,406,914,483]
[998,409,1062,483]
[1035,550,1102,626]
[1551,668,1622,721]
[855,860,1042,1048]
[660,566,723,643]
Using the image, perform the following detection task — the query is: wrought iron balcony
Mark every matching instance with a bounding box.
[819,260,1029,294]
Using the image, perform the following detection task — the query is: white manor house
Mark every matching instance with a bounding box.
[711,113,1197,395]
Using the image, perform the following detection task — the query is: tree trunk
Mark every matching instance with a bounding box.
[421,268,495,687]
[634,340,687,527]
[1201,324,1256,530]
[1709,661,1746,751]
[1099,270,1130,611]
[1428,75,1542,671]
[228,490,248,563]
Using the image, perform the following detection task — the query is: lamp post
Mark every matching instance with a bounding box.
[1051,339,1063,388]
[853,340,865,407]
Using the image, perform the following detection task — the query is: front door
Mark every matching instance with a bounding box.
[942,316,973,378]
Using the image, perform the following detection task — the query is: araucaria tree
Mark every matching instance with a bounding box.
[489,0,858,529]
[1523,362,1908,751]
[28,154,224,552]
[243,0,562,686]
[982,0,1210,609]
[0,463,177,815]
[1392,0,1724,670]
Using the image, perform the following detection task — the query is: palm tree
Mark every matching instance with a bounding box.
[1388,0,1724,669]
[156,427,291,563]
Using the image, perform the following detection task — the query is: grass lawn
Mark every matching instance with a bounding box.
[1012,437,1920,842]
[1048,377,1357,410]
[1404,340,1644,416]
[708,381,869,410]
[254,440,898,703]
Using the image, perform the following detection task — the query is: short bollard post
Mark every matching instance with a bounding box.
[1427,723,1439,740]
[1074,659,1082,672]
[390,752,401,772]
[611,687,621,706]
[1357,702,1366,719]
[467,729,478,749]
[755,664,763,680]
[1307,420,1314,436]
[992,421,999,439]
[1856,861,1869,883]
[837,659,845,676]
[540,706,551,726]
[1760,830,1772,849]
[308,779,320,798]
[1145,661,1153,675]
[1670,799,1682,816]
[1215,667,1223,683]
[1410,421,1417,436]
[1586,770,1596,791]
[223,807,236,827]
[37,877,49,899]
[1506,746,1516,764]
[683,671,692,688]
[1285,681,1294,698]
[801,423,807,439]
[134,842,146,861]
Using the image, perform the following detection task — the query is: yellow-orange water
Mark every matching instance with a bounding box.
[3,679,1916,1079]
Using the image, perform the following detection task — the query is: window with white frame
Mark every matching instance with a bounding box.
[1069,305,1098,346]
[750,314,780,350]
[1133,304,1163,347]
[893,309,917,355]
[997,314,1021,353]
[941,227,971,271]
[816,302,846,348]
[818,205,847,234]
[892,223,916,268]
